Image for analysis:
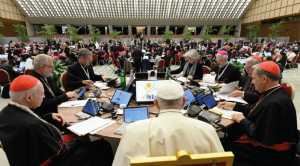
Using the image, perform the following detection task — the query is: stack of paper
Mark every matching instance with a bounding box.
[67,117,115,136]
[94,83,110,90]
[59,100,88,107]
[210,107,243,120]
[216,93,248,104]
[203,74,216,83]
[219,81,239,94]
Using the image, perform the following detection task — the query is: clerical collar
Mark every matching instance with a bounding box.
[262,84,281,96]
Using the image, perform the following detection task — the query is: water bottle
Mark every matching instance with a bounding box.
[120,70,126,90]
[165,68,170,80]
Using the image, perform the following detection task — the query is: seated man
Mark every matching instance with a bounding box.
[0,75,113,166]
[30,54,77,117]
[116,51,125,68]
[113,80,224,166]
[0,58,21,82]
[218,61,297,166]
[228,56,262,104]
[210,50,242,85]
[66,49,111,90]
[170,49,203,80]
[204,54,213,67]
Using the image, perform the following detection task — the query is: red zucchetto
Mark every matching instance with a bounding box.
[10,75,39,92]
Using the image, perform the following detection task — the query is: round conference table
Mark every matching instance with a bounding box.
[58,79,236,141]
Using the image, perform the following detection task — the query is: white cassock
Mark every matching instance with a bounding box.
[112,109,224,166]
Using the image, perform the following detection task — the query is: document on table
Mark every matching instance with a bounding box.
[203,74,216,83]
[216,93,248,104]
[94,83,110,90]
[67,117,114,136]
[89,120,116,135]
[219,81,239,94]
[177,77,187,82]
[58,100,88,107]
[210,107,243,120]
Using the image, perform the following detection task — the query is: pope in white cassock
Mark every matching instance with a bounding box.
[113,80,224,166]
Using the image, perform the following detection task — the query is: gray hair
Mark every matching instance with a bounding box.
[184,49,200,60]
[216,53,228,60]
[157,96,183,108]
[274,48,279,53]
[245,57,262,65]
[33,54,53,70]
[78,49,92,58]
[0,58,8,63]
[10,83,39,101]
[252,64,281,81]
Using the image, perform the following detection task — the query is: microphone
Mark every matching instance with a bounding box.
[167,72,184,85]
[67,73,101,97]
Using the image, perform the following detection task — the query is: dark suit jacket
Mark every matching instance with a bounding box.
[43,45,50,54]
[30,70,68,116]
[66,61,103,90]
[0,63,21,82]
[6,49,21,60]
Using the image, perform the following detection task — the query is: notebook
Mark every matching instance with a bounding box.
[67,117,113,136]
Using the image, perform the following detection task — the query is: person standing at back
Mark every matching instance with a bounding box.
[132,46,143,72]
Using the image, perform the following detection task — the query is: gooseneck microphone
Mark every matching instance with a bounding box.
[67,73,101,97]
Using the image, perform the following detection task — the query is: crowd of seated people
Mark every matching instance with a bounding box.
[0,36,299,166]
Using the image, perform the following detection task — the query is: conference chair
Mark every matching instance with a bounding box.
[175,54,181,65]
[197,56,202,63]
[231,51,236,58]
[286,54,299,69]
[281,82,295,101]
[130,150,234,166]
[116,59,122,69]
[92,54,98,66]
[24,68,33,75]
[164,58,174,69]
[0,140,10,166]
[210,62,216,69]
[202,65,211,75]
[154,59,165,71]
[60,71,71,92]
[0,69,11,85]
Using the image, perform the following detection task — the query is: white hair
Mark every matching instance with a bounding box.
[9,84,39,102]
[274,48,279,53]
[246,57,262,65]
[184,49,200,60]
[157,96,183,108]
[33,54,53,70]
[216,53,228,60]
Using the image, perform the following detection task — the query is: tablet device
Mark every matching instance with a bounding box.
[123,106,148,123]
[201,95,218,109]
[135,80,167,104]
[125,74,135,91]
[111,89,132,107]
[184,89,196,108]
[82,99,101,116]
[195,92,206,105]
[78,87,86,98]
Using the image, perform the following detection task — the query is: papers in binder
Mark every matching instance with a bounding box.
[211,107,242,120]
[67,117,114,136]
[216,93,248,104]
[59,100,88,107]
[203,74,216,83]
[219,81,239,94]
[94,83,110,90]
[177,77,187,82]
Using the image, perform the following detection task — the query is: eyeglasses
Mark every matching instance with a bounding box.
[84,57,93,61]
[44,65,54,69]
[246,67,253,71]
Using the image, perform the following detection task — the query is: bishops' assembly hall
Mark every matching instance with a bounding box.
[0,0,300,165]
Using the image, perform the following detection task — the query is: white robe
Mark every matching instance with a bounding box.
[112,109,224,166]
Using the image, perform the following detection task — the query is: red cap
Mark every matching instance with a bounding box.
[258,61,280,75]
[10,75,39,92]
[250,55,262,62]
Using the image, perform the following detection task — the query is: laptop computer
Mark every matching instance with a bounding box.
[201,95,218,109]
[123,106,149,123]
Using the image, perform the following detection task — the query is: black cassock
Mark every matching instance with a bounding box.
[241,76,261,105]
[0,104,113,166]
[210,63,242,86]
[222,86,297,166]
